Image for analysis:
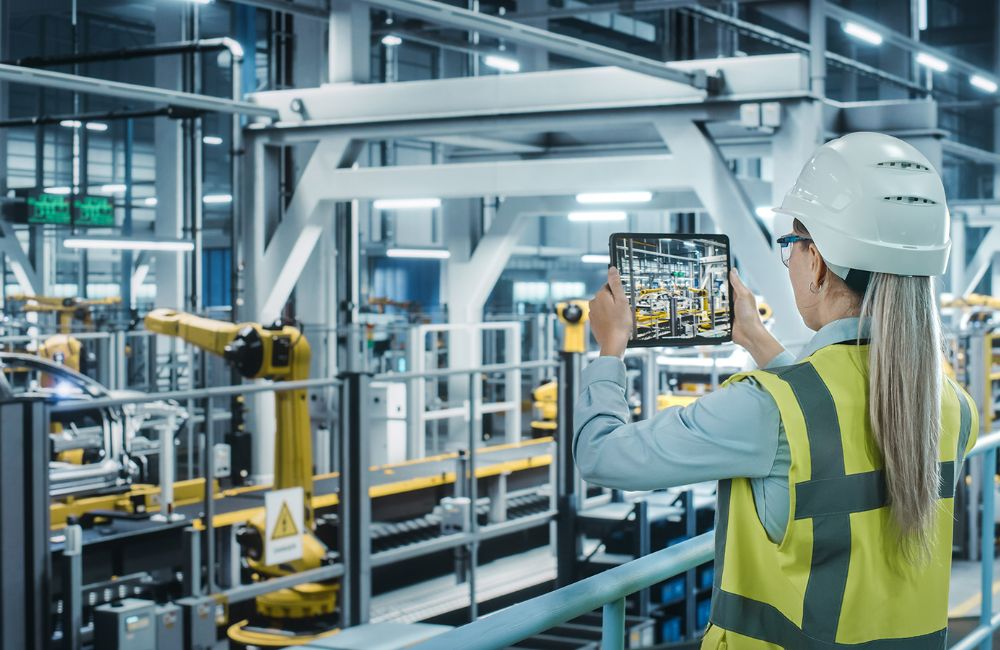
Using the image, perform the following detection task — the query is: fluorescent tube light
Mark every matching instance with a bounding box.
[568,211,627,222]
[971,75,999,93]
[59,120,82,129]
[581,254,611,264]
[85,122,109,132]
[916,52,948,72]
[373,198,442,210]
[203,194,233,204]
[382,34,402,47]
[576,191,652,204]
[101,184,127,194]
[144,197,158,207]
[64,237,194,252]
[202,135,223,145]
[386,248,450,259]
[44,186,73,195]
[842,22,883,46]
[483,55,521,73]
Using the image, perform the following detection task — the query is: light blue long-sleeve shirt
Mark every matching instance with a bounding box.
[572,317,866,542]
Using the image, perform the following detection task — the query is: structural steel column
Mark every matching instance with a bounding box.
[0,400,50,650]
[339,372,372,626]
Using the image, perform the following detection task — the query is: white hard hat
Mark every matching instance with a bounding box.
[773,132,951,277]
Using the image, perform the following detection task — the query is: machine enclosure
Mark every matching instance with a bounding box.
[94,598,157,650]
[156,603,184,650]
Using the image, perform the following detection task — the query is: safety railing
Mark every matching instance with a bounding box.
[415,428,1000,650]
[47,358,560,632]
[951,429,1000,650]
[410,533,714,650]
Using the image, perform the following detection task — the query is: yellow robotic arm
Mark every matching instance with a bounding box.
[144,309,315,526]
[556,300,590,354]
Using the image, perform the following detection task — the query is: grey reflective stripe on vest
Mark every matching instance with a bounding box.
[795,459,959,519]
[770,362,851,642]
[709,360,953,649]
[712,589,947,649]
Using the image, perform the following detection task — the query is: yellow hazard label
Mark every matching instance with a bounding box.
[271,501,299,539]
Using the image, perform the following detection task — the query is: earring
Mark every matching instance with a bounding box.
[809,281,821,294]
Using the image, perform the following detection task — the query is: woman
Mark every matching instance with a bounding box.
[576,132,978,649]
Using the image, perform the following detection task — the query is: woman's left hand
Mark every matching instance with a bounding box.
[589,267,635,358]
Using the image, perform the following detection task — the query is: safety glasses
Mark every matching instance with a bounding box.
[776,234,812,268]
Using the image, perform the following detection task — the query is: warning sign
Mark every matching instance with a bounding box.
[272,502,299,539]
[264,487,304,566]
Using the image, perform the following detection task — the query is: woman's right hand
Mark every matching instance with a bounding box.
[730,269,785,367]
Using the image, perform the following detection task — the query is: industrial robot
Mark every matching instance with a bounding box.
[530,301,589,434]
[5,294,120,376]
[143,309,339,646]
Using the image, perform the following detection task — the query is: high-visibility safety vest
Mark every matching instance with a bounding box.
[703,342,978,650]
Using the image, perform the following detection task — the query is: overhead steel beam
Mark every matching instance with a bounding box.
[0,63,279,119]
[246,53,809,134]
[356,0,722,92]
[510,0,697,21]
[220,0,330,20]
[943,140,1000,167]
[681,6,928,95]
[962,226,1000,295]
[0,221,40,295]
[825,4,997,85]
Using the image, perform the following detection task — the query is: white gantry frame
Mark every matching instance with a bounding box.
[242,53,814,345]
[240,51,976,364]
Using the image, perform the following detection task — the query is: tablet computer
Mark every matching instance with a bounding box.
[609,233,733,347]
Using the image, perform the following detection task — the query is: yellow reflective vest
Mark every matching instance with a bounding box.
[703,342,978,649]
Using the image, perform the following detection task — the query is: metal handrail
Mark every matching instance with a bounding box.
[413,430,1000,650]
[48,359,557,413]
[951,430,1000,650]
[410,533,715,650]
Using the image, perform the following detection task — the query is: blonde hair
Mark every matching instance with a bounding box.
[793,219,942,560]
[860,273,942,562]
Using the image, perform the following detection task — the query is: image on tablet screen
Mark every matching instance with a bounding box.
[611,235,731,344]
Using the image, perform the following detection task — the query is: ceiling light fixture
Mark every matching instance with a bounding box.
[64,237,194,252]
[576,191,652,204]
[144,197,158,207]
[842,22,883,46]
[100,184,127,194]
[202,135,223,145]
[59,120,82,129]
[203,194,233,204]
[581,254,611,264]
[85,122,109,132]
[382,34,403,47]
[916,52,948,73]
[483,54,521,73]
[971,75,999,93]
[373,198,442,210]
[386,248,451,259]
[568,211,627,222]
[44,186,73,195]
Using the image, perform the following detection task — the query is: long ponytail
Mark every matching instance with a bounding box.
[860,273,942,561]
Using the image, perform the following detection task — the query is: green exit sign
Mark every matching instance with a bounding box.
[26,194,71,225]
[74,195,114,227]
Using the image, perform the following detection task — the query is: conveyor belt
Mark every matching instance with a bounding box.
[149,437,553,527]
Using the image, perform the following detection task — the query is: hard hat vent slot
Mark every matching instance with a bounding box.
[882,195,937,205]
[876,160,931,172]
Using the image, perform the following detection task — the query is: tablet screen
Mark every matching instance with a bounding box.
[609,233,732,347]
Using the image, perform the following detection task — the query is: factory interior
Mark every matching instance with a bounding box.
[2,0,1000,649]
